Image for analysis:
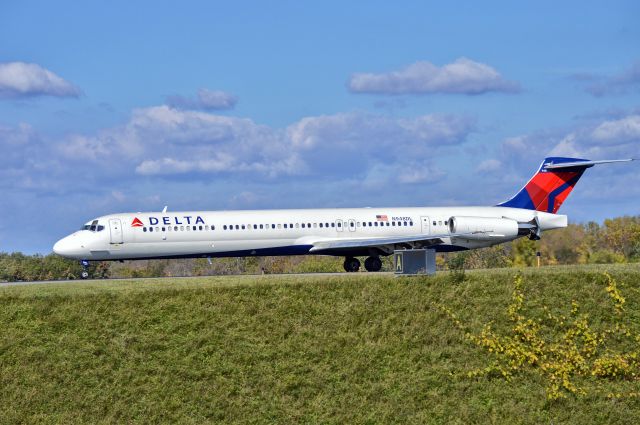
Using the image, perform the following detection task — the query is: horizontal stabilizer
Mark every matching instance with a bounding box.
[544,158,635,169]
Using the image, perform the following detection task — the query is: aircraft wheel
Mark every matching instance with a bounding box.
[364,256,382,272]
[80,260,90,279]
[343,257,361,273]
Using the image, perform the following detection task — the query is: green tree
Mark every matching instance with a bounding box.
[511,238,538,267]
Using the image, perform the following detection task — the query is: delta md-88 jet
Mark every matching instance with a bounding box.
[54,157,634,278]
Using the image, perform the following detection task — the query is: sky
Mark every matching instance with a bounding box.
[0,0,639,254]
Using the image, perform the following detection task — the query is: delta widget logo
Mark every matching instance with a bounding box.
[131,217,144,227]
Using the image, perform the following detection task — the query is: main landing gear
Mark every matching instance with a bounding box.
[343,257,361,272]
[364,256,382,272]
[343,256,383,273]
[80,260,90,279]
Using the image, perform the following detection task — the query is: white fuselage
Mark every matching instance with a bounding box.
[53,206,567,261]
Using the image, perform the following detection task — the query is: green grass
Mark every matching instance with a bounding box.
[1,264,639,424]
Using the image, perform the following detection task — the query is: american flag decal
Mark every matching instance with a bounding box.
[376,214,388,222]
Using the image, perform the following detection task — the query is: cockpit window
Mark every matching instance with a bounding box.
[81,220,105,232]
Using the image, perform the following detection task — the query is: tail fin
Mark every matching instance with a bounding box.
[497,157,634,213]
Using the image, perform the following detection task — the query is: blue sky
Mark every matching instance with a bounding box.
[1,0,639,253]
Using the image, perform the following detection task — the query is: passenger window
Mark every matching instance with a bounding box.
[241,225,245,230]
[392,222,396,226]
[374,222,378,227]
[331,223,335,228]
[143,227,147,232]
[302,223,306,228]
[253,224,257,229]
[235,225,239,230]
[212,225,215,230]
[433,221,437,226]
[149,227,154,232]
[410,222,414,226]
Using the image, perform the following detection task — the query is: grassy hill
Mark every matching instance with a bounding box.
[1,265,639,424]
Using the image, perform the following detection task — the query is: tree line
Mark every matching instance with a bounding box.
[1,216,638,282]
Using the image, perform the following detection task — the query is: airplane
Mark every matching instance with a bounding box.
[53,156,634,278]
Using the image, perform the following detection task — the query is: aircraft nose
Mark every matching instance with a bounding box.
[53,235,84,258]
[53,237,70,256]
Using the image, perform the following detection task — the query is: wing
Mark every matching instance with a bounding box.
[307,232,461,254]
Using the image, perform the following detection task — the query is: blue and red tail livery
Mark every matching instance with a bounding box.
[498,157,594,213]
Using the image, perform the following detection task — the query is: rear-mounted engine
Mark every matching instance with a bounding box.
[448,216,520,240]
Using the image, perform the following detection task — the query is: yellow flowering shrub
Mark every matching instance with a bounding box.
[434,272,640,400]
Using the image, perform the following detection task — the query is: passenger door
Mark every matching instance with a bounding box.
[109,218,124,244]
[421,216,431,235]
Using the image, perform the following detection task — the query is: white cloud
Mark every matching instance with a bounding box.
[476,159,502,174]
[285,112,475,177]
[1,106,476,219]
[397,164,446,184]
[590,115,640,143]
[166,88,237,110]
[111,191,126,202]
[548,115,640,159]
[49,107,472,180]
[578,61,640,97]
[0,123,36,146]
[348,58,520,95]
[0,62,81,99]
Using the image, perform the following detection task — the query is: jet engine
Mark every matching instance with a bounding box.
[448,216,520,240]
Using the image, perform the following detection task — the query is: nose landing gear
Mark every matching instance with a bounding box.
[80,260,90,279]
